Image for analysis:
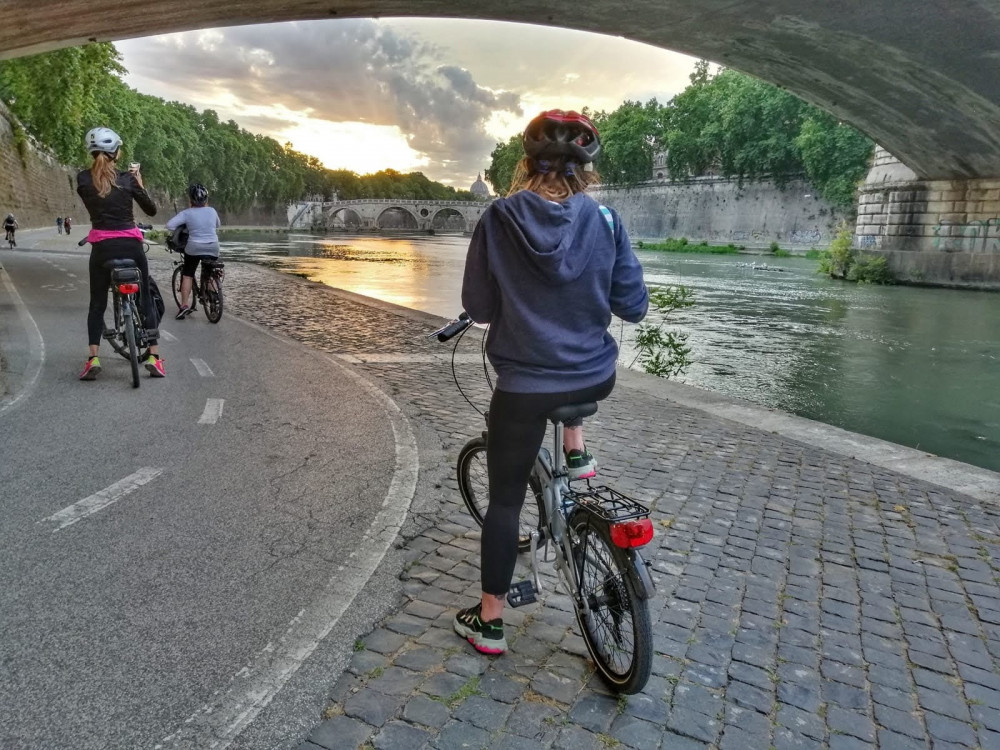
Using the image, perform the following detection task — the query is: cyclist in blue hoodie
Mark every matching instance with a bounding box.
[454,110,649,655]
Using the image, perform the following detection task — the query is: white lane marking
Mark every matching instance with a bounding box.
[197,398,225,424]
[0,269,46,416]
[160,330,178,342]
[66,273,77,278]
[39,467,163,532]
[158,317,419,750]
[191,358,215,377]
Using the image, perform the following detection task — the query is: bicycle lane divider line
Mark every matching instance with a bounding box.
[197,398,225,424]
[160,330,178,342]
[157,315,419,750]
[0,266,45,417]
[190,358,214,377]
[38,467,163,532]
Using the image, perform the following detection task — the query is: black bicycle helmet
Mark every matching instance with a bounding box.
[522,110,601,164]
[189,183,209,205]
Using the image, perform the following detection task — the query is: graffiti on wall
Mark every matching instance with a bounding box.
[857,234,880,249]
[932,219,1000,252]
[790,229,822,244]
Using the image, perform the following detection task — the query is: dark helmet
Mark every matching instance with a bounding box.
[522,110,601,164]
[189,183,209,204]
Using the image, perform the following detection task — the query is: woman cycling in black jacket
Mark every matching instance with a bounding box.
[76,127,164,380]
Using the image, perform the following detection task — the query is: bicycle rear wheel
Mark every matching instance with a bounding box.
[108,295,130,360]
[570,513,652,694]
[171,264,183,309]
[457,436,545,551]
[124,303,141,388]
[204,278,223,323]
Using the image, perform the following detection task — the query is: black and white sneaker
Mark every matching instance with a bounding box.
[454,603,507,655]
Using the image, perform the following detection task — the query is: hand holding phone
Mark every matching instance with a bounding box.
[129,162,140,173]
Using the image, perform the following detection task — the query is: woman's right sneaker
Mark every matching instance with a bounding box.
[175,306,190,320]
[565,448,597,479]
[454,603,507,655]
[79,356,101,381]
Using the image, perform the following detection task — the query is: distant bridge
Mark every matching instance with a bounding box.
[287,199,490,233]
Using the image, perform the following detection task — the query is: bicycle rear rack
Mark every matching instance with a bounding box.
[563,485,650,523]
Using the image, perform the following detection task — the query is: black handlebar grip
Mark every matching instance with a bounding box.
[77,237,88,246]
[436,312,472,341]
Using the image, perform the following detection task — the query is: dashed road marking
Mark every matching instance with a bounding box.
[39,467,163,532]
[160,330,178,342]
[191,358,214,377]
[197,398,225,424]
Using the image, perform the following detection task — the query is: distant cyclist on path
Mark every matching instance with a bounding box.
[76,126,164,380]
[454,110,649,654]
[4,214,17,246]
[166,183,222,320]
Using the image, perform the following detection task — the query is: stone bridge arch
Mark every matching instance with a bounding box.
[375,205,420,231]
[3,1,1000,180]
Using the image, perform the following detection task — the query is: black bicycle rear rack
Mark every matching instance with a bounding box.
[563,485,650,523]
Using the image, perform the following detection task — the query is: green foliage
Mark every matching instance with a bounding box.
[640,237,740,254]
[0,43,479,213]
[795,113,874,209]
[818,225,893,283]
[591,100,669,186]
[484,134,522,196]
[770,242,791,257]
[630,285,694,378]
[804,248,823,259]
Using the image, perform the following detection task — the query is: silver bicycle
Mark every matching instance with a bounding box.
[434,313,656,694]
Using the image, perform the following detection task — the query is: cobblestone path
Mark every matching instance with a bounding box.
[215,262,1000,750]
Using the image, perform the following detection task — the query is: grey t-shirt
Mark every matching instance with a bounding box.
[166,206,221,257]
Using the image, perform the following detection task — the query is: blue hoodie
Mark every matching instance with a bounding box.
[462,190,648,393]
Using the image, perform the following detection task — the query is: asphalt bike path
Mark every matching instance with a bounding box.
[0,238,414,749]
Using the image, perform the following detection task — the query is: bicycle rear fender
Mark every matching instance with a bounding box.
[570,505,656,601]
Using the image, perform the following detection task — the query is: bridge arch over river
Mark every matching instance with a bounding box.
[5,1,1000,284]
[288,199,488,232]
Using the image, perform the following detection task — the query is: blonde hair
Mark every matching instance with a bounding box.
[90,151,119,198]
[507,156,599,201]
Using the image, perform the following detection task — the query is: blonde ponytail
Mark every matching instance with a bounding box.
[90,152,119,198]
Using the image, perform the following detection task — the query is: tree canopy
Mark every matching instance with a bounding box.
[485,62,873,208]
[0,43,479,212]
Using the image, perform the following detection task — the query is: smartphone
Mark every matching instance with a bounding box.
[129,162,140,172]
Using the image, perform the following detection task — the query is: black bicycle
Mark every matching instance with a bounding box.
[78,234,158,387]
[434,313,655,694]
[167,234,224,323]
[4,229,15,248]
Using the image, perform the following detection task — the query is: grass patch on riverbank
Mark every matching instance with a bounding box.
[636,237,741,254]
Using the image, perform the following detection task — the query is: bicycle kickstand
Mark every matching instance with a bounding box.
[507,531,544,608]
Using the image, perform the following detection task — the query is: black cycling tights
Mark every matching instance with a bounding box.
[87,238,159,347]
[481,374,615,596]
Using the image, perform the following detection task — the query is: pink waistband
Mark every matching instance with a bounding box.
[87,227,144,243]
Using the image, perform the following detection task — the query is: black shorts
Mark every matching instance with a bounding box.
[182,254,207,278]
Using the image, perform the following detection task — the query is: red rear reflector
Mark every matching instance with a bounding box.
[117,283,140,294]
[610,519,654,548]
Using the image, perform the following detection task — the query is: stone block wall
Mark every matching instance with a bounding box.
[591,176,846,249]
[855,148,1000,288]
[0,102,81,229]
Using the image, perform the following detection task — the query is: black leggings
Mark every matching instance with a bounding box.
[481,373,616,595]
[87,238,159,347]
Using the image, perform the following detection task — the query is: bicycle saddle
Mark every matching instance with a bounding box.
[103,258,137,270]
[547,402,598,424]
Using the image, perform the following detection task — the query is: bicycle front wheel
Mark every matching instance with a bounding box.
[124,304,141,388]
[570,513,652,694]
[171,264,184,309]
[204,279,223,323]
[457,436,545,552]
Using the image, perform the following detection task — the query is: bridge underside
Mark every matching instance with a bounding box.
[3,1,1000,181]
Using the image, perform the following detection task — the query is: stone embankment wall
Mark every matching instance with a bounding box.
[855,148,1000,288]
[591,177,847,249]
[0,103,80,228]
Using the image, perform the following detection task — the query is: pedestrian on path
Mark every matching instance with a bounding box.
[63,216,72,235]
[454,110,649,654]
[56,216,63,234]
[76,126,164,380]
[166,183,222,319]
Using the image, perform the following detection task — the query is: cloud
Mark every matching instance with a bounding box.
[119,20,523,184]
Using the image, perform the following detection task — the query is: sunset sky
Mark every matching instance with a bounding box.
[117,18,700,189]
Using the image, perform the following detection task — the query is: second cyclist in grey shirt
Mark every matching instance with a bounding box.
[166,183,221,318]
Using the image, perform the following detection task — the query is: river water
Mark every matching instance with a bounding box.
[220,231,1000,474]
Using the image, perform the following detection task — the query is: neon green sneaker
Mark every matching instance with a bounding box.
[79,356,101,381]
[144,355,166,378]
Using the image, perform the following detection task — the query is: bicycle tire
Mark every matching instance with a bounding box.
[108,295,130,360]
[456,436,546,551]
[171,264,184,309]
[204,279,223,323]
[569,513,652,694]
[124,302,141,388]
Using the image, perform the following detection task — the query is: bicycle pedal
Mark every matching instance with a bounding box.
[506,580,538,608]
[102,329,116,340]
[144,328,160,339]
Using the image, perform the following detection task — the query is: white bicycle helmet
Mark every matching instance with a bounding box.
[85,127,122,156]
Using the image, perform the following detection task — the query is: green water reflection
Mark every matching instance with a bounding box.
[221,232,1000,473]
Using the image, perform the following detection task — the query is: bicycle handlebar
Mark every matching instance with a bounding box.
[431,312,472,341]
